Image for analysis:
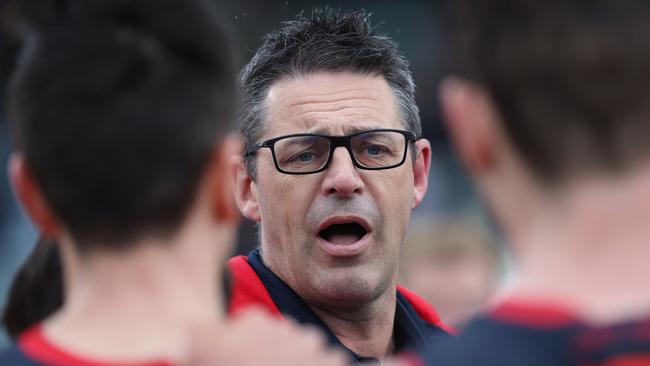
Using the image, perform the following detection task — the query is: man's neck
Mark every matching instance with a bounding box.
[45,230,227,364]
[307,287,397,360]
[507,171,650,324]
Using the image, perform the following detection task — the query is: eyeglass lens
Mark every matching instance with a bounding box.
[273,130,406,173]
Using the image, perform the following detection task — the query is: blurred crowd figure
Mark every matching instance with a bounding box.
[399,215,501,328]
[402,0,650,365]
[0,8,37,349]
[0,124,38,349]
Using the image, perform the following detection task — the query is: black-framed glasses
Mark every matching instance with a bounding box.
[245,129,416,175]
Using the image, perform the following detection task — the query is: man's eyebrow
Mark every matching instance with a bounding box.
[305,125,384,135]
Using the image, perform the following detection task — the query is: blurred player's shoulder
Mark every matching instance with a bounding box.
[416,299,650,366]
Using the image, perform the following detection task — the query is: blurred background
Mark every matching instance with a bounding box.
[0,0,506,348]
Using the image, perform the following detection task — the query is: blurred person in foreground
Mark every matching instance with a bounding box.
[228,7,453,364]
[0,0,346,365]
[395,1,650,365]
[399,216,501,329]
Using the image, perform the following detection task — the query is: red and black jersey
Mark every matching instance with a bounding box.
[228,249,454,365]
[412,299,650,366]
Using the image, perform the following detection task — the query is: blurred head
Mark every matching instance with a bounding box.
[399,216,501,327]
[440,0,650,231]
[234,8,431,307]
[7,0,238,252]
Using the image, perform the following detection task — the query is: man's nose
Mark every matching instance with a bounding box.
[321,147,365,197]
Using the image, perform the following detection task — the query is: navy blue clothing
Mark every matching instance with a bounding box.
[417,302,650,366]
[0,346,42,365]
[246,249,453,364]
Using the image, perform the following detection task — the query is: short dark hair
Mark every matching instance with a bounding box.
[239,8,420,178]
[8,0,236,249]
[451,0,650,183]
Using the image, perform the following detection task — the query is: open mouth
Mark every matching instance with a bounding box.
[318,222,369,245]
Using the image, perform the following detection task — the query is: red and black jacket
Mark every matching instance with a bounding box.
[228,249,454,364]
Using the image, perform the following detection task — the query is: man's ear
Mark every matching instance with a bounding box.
[412,138,431,209]
[208,135,242,224]
[439,76,499,176]
[8,153,60,238]
[232,151,261,222]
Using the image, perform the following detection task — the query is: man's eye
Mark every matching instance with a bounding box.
[291,152,316,162]
[364,145,386,156]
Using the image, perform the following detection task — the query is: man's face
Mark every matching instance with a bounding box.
[239,72,430,307]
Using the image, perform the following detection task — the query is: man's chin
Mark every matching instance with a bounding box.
[306,270,389,306]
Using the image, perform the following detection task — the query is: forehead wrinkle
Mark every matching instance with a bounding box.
[285,95,386,112]
[307,124,387,135]
[275,101,397,134]
[293,105,385,119]
[288,87,375,99]
[283,96,395,124]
